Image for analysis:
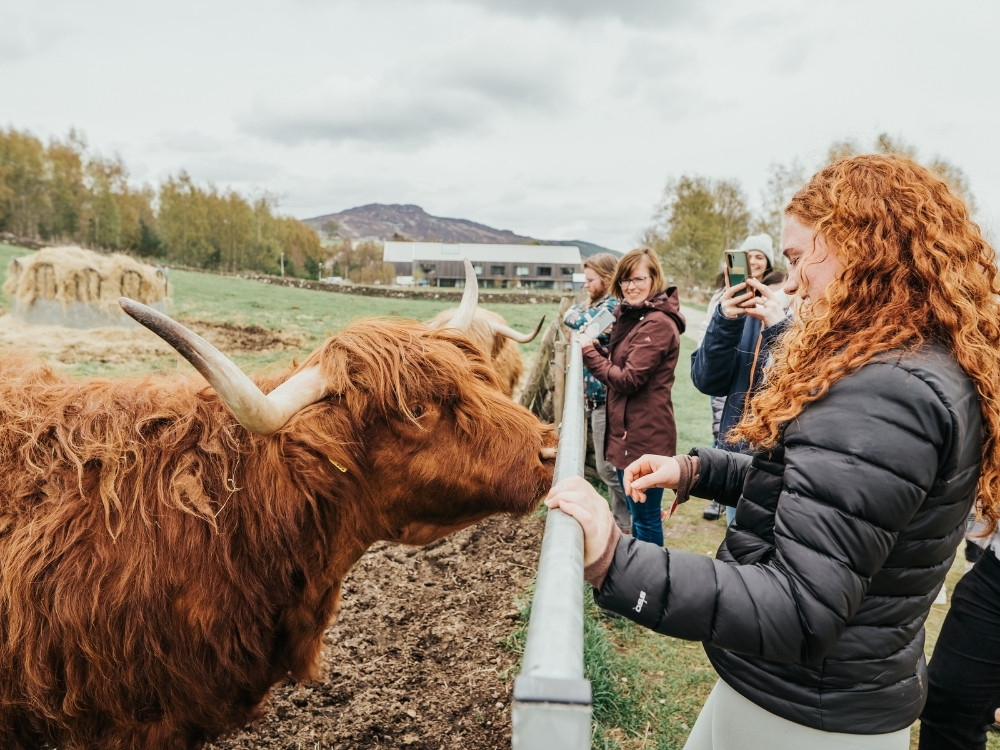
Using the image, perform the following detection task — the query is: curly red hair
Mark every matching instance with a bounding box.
[734,154,1000,531]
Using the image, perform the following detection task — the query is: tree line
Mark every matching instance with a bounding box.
[0,127,325,278]
[643,133,979,292]
[1,126,979,290]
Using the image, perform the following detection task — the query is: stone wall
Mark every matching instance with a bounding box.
[238,272,573,305]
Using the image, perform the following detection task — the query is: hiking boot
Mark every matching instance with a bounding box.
[703,501,722,521]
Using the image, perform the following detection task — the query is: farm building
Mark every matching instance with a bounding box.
[383,241,582,290]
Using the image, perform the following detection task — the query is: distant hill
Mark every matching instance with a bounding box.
[301,204,619,258]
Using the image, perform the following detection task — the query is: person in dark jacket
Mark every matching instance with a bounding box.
[693,234,785,522]
[547,154,1000,749]
[919,528,1000,749]
[693,257,791,523]
[576,247,686,546]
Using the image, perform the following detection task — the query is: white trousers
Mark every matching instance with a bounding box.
[683,679,910,750]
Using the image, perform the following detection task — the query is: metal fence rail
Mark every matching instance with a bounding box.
[511,338,591,749]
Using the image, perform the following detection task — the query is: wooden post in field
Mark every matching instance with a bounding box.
[553,339,566,428]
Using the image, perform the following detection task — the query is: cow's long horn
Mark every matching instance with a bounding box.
[120,298,326,435]
[491,315,546,344]
[448,257,479,332]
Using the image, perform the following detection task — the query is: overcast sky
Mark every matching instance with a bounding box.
[3,0,997,252]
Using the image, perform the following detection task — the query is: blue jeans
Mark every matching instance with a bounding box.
[616,468,664,546]
[919,548,1000,749]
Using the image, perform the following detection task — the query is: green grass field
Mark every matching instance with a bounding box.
[0,243,555,377]
[1,241,993,749]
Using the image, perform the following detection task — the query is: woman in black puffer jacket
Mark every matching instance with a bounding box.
[547,154,1000,750]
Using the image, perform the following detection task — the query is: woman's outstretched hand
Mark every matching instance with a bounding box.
[545,476,616,567]
[622,454,680,504]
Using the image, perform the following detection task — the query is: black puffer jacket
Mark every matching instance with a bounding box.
[594,344,982,734]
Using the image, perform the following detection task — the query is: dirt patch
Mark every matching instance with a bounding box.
[188,319,306,356]
[205,514,543,750]
[0,314,305,367]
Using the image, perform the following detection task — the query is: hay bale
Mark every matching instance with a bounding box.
[4,246,169,328]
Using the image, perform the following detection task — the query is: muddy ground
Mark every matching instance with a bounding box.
[0,314,306,366]
[205,514,543,750]
[1,313,547,749]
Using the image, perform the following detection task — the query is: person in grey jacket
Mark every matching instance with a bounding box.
[547,154,1000,750]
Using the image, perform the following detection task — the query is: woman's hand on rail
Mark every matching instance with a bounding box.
[622,454,680,504]
[573,331,596,351]
[545,476,615,568]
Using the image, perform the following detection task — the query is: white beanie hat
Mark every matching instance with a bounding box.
[739,233,774,267]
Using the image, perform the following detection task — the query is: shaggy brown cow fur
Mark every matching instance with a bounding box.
[426,306,535,397]
[425,259,544,397]
[0,316,557,749]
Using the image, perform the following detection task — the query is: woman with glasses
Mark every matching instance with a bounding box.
[576,248,686,545]
[548,154,1000,749]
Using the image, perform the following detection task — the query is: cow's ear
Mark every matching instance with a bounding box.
[323,349,351,393]
[319,344,387,418]
[321,346,354,396]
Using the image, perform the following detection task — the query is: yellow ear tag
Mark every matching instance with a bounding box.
[329,458,348,473]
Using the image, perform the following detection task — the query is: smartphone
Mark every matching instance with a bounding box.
[582,307,615,339]
[725,250,749,288]
[725,250,761,296]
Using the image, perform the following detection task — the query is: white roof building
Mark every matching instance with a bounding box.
[383,241,583,290]
[383,242,581,265]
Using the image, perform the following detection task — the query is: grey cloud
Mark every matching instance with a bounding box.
[153,131,230,155]
[441,0,705,26]
[239,89,487,148]
[0,23,39,64]
[610,45,703,118]
[239,51,573,148]
[423,55,573,109]
[128,133,282,187]
[180,152,283,185]
[0,9,78,65]
[289,0,700,25]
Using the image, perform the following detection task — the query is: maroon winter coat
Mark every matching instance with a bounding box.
[582,288,685,470]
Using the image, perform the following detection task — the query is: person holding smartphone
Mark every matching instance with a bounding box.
[563,253,630,533]
[547,154,1000,749]
[576,248,685,546]
[691,233,789,523]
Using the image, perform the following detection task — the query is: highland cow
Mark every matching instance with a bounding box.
[0,299,558,750]
[426,258,544,397]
